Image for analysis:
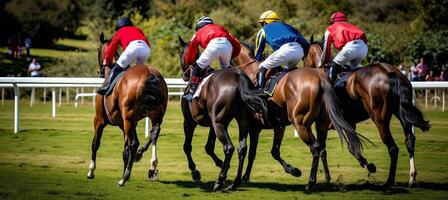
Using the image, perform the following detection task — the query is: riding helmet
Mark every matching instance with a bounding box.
[115,17,133,31]
[329,12,347,24]
[195,16,214,31]
[258,10,280,25]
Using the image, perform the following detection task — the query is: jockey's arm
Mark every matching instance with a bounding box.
[185,35,200,65]
[105,34,121,65]
[255,29,266,62]
[319,30,332,67]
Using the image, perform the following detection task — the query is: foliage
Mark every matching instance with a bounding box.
[4,0,83,47]
[408,30,448,70]
[43,52,97,77]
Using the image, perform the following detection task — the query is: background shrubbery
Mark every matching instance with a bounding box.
[1,0,447,77]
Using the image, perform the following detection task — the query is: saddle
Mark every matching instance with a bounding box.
[334,67,361,89]
[105,67,128,96]
[263,67,297,96]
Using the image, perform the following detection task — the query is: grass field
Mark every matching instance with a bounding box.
[0,99,447,199]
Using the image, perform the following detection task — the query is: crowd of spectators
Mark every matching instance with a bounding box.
[404,57,446,82]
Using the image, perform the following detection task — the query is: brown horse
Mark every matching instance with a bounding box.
[87,33,168,186]
[178,36,268,191]
[304,38,430,187]
[233,42,368,191]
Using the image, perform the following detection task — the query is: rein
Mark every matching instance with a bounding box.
[238,60,256,68]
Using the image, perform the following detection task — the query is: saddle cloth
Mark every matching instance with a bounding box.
[334,67,361,89]
[105,69,127,96]
[193,73,213,99]
[264,67,297,96]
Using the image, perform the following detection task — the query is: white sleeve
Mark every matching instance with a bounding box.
[319,30,330,67]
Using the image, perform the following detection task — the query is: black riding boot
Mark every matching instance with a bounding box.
[183,63,203,101]
[327,61,343,85]
[97,64,123,95]
[256,67,267,88]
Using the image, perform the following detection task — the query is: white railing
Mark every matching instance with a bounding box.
[0,77,187,134]
[1,77,448,134]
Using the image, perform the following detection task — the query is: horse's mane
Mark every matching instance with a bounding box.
[240,42,256,59]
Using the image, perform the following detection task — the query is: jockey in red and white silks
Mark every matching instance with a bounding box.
[320,12,368,84]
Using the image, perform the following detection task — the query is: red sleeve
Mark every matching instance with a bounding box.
[185,35,200,65]
[105,33,121,65]
[323,33,333,65]
[228,34,241,58]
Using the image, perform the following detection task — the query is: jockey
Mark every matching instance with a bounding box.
[255,10,310,88]
[183,16,241,99]
[320,12,368,84]
[97,17,151,95]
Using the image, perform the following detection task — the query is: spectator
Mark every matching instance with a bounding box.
[410,60,419,81]
[416,57,428,81]
[24,36,32,61]
[28,58,41,77]
[9,35,20,58]
[425,70,435,81]
[438,70,446,81]
[398,64,407,77]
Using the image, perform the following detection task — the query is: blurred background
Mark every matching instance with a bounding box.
[0,0,447,78]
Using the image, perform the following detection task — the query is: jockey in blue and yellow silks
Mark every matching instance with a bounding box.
[255,10,310,88]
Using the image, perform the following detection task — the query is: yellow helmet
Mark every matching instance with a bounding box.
[258,10,280,24]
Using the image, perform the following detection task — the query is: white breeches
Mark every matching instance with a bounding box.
[333,39,368,69]
[196,37,233,69]
[117,40,151,68]
[260,42,304,70]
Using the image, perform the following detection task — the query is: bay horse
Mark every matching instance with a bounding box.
[87,32,168,186]
[232,42,369,191]
[178,36,268,191]
[304,37,430,187]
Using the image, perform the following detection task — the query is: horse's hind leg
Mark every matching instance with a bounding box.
[213,122,234,192]
[228,115,250,190]
[87,115,106,179]
[343,122,377,174]
[183,119,200,182]
[147,121,161,181]
[295,124,321,192]
[205,126,223,168]
[271,126,302,178]
[241,125,261,185]
[118,120,139,186]
[315,119,331,183]
[397,118,417,187]
[374,116,398,187]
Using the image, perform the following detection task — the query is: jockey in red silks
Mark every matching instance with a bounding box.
[183,16,241,101]
[320,12,368,84]
[97,17,151,95]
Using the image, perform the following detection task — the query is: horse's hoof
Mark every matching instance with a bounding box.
[305,183,318,192]
[87,172,95,179]
[227,183,237,191]
[408,181,418,188]
[191,170,201,182]
[118,179,125,186]
[134,153,143,162]
[291,167,302,177]
[367,163,377,173]
[148,169,159,181]
[213,182,224,192]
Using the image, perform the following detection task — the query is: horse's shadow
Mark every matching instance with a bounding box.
[159,180,448,193]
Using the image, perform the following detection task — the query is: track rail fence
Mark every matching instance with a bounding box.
[1,77,447,134]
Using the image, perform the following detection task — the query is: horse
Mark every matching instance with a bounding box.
[87,32,168,186]
[232,42,369,191]
[178,36,268,191]
[304,37,430,187]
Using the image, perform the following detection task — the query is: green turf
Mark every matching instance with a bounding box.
[0,100,447,199]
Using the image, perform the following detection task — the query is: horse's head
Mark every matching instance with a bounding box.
[178,36,193,81]
[97,32,116,78]
[304,35,325,69]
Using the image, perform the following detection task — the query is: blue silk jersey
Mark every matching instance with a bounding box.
[255,22,310,61]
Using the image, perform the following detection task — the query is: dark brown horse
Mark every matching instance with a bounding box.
[233,43,368,191]
[87,33,168,186]
[178,36,268,191]
[304,38,430,187]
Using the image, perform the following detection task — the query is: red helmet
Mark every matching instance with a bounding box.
[329,12,347,24]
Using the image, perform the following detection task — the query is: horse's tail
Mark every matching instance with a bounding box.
[140,73,165,113]
[235,69,268,120]
[388,72,430,132]
[319,74,370,156]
